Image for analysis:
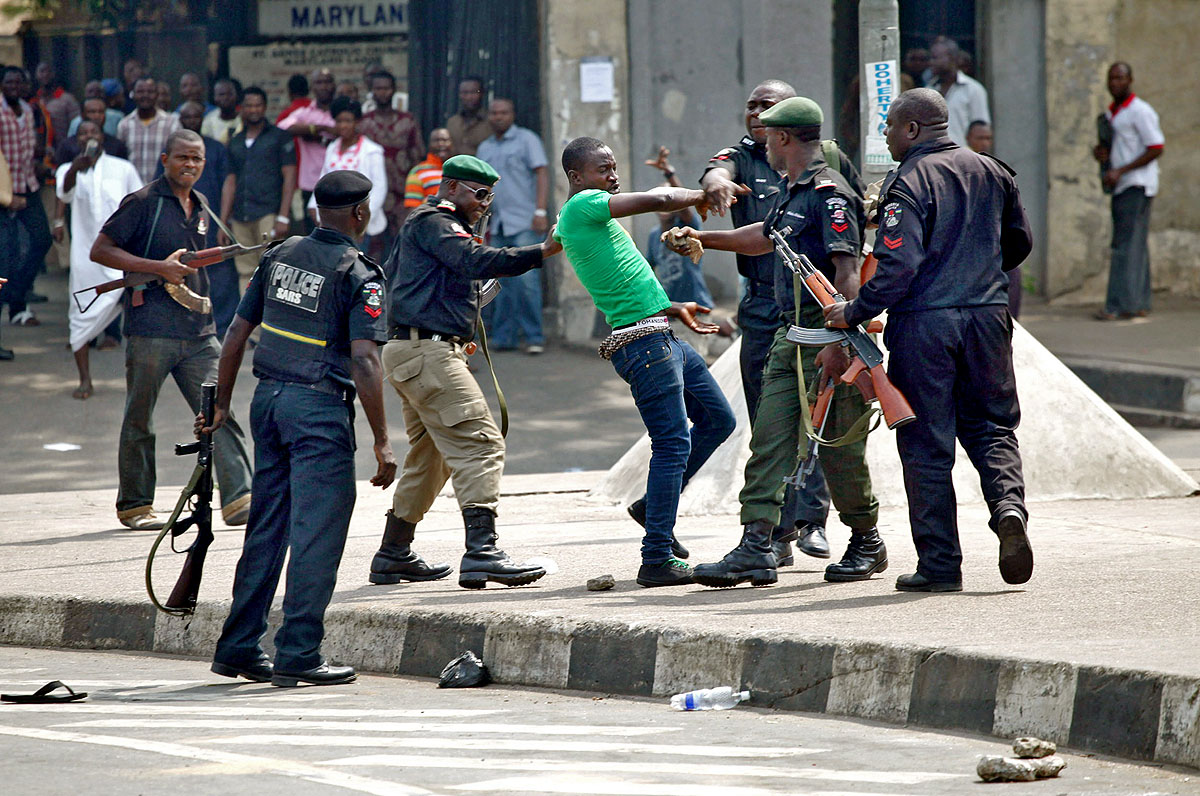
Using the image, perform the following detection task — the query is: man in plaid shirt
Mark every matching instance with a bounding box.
[0,65,53,332]
[117,77,180,184]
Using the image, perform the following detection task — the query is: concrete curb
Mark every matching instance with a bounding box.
[1063,356,1200,428]
[2,593,1197,771]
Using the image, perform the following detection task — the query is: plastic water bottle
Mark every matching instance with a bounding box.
[670,686,750,711]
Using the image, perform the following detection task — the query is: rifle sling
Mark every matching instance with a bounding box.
[792,270,879,452]
[475,295,509,438]
[145,461,209,617]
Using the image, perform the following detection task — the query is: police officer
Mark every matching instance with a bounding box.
[675,97,884,588]
[371,154,561,589]
[824,88,1034,592]
[700,80,834,566]
[204,170,397,686]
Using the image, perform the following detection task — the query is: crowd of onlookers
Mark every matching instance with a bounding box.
[0,58,554,371]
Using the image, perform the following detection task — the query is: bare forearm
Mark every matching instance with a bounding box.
[534,166,548,212]
[831,253,860,300]
[350,348,389,445]
[220,174,235,223]
[215,317,252,412]
[608,187,704,219]
[694,223,772,256]
[91,235,166,274]
[279,168,297,217]
[1118,147,1163,174]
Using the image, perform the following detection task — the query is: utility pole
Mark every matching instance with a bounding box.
[858,0,901,186]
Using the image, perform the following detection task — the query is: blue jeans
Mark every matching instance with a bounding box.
[117,335,253,513]
[0,192,52,316]
[1105,187,1152,316]
[214,380,356,672]
[488,229,544,348]
[610,331,736,563]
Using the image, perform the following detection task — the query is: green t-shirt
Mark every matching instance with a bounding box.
[554,189,671,328]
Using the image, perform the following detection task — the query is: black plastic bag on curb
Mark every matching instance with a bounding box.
[438,650,491,688]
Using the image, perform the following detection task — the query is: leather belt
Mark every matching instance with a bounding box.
[260,377,347,400]
[389,325,467,345]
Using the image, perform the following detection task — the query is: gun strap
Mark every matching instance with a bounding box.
[145,462,206,617]
[792,271,879,451]
[475,298,509,438]
[194,191,239,244]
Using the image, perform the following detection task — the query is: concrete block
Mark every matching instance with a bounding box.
[825,642,925,725]
[483,615,574,689]
[62,599,155,650]
[910,652,1001,734]
[1155,676,1200,769]
[0,595,66,647]
[151,602,226,658]
[398,612,486,678]
[993,660,1078,744]
[740,637,836,712]
[324,606,408,675]
[567,622,657,696]
[1070,667,1163,761]
[651,629,745,697]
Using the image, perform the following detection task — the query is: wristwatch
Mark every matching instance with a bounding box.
[275,215,290,225]
[534,209,547,217]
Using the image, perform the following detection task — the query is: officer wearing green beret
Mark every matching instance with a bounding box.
[671,97,885,588]
[370,154,563,589]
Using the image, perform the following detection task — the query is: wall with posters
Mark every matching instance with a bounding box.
[228,38,407,119]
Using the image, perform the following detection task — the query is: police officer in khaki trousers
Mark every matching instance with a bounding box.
[371,155,563,589]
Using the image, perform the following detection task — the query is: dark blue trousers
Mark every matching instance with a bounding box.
[214,380,356,672]
[739,289,830,530]
[884,306,1026,581]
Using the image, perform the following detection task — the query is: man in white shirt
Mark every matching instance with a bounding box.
[1092,62,1164,320]
[926,37,990,147]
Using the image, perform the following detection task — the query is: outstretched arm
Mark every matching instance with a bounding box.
[669,222,773,256]
[607,186,709,220]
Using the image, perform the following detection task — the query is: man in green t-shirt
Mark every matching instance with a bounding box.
[554,136,737,588]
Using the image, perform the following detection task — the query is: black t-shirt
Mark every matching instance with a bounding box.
[702,136,781,285]
[100,178,215,339]
[226,123,295,222]
[762,157,864,323]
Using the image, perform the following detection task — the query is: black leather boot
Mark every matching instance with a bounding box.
[459,507,547,589]
[823,528,888,582]
[693,520,778,588]
[627,498,689,559]
[770,525,794,567]
[796,523,831,559]
[369,511,453,584]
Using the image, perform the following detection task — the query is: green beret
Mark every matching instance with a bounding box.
[759,96,824,129]
[314,169,372,209]
[442,155,500,187]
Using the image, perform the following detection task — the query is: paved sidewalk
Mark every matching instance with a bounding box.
[2,472,1199,770]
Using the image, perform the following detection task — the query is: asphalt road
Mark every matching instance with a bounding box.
[2,647,1196,796]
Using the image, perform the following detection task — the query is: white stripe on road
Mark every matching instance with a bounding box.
[446,777,923,796]
[318,754,965,785]
[56,718,674,736]
[198,734,826,758]
[0,724,430,796]
[11,705,502,718]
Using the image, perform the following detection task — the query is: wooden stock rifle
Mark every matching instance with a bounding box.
[768,226,915,430]
[73,240,272,315]
[146,382,217,617]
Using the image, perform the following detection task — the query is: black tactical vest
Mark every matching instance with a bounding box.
[252,236,360,386]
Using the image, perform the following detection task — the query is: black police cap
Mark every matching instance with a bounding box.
[314,170,373,209]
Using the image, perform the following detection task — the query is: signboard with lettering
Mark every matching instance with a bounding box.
[864,59,899,168]
[258,0,408,37]
[228,39,407,119]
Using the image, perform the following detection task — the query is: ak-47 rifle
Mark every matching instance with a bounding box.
[146,382,217,617]
[74,240,272,315]
[768,226,915,430]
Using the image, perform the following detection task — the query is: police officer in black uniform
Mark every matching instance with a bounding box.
[203,170,397,686]
[371,154,561,589]
[676,97,884,589]
[700,80,834,566]
[825,88,1035,593]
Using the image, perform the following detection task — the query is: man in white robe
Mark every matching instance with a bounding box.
[56,120,142,399]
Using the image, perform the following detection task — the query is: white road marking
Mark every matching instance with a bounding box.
[0,679,203,688]
[198,734,827,758]
[0,724,431,796]
[56,718,675,736]
[446,776,905,795]
[10,705,502,718]
[317,754,965,784]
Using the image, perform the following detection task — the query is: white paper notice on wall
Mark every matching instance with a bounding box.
[864,59,899,168]
[580,56,614,103]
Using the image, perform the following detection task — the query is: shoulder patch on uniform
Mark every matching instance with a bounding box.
[882,235,904,249]
[815,179,837,190]
[882,201,903,229]
[448,221,472,239]
[361,280,384,318]
[268,262,325,313]
[436,199,457,211]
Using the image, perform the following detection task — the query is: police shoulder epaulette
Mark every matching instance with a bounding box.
[815,178,838,190]
[436,199,457,212]
[712,146,738,161]
[978,150,1018,177]
[358,250,382,271]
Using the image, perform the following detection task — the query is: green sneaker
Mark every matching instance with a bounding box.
[636,557,694,588]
